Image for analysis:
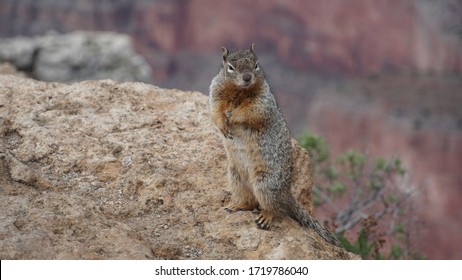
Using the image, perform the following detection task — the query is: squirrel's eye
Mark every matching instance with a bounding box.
[255,61,260,71]
[227,63,235,73]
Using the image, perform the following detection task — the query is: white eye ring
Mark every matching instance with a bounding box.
[255,61,260,71]
[227,63,235,73]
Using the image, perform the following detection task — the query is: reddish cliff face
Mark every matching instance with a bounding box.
[1,0,461,76]
[182,0,444,73]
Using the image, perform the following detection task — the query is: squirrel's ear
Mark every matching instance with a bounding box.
[221,47,229,61]
[250,43,255,52]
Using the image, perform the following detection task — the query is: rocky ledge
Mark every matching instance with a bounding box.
[0,73,356,259]
[0,31,152,83]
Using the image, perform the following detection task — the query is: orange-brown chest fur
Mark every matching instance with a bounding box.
[216,78,263,111]
[215,78,267,131]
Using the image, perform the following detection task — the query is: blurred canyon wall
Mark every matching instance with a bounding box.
[1,0,461,77]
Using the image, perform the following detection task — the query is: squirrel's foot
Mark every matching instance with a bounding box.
[225,202,255,213]
[255,210,273,230]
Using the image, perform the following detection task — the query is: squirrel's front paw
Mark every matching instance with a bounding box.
[220,127,233,139]
[222,111,233,139]
[223,131,233,139]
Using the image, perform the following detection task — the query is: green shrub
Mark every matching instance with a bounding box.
[299,131,424,259]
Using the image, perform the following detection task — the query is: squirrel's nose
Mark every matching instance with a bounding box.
[242,73,252,83]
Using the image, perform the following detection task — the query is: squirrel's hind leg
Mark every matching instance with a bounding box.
[251,172,288,230]
[225,165,259,213]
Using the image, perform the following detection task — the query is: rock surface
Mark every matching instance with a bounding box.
[0,73,354,259]
[0,31,152,83]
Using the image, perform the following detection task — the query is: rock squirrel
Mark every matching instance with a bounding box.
[209,44,341,247]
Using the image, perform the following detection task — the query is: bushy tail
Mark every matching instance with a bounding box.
[289,203,341,247]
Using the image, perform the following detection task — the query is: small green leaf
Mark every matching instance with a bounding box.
[329,181,346,195]
[376,158,386,170]
[323,166,338,181]
[337,234,356,253]
[390,245,403,259]
[386,193,398,203]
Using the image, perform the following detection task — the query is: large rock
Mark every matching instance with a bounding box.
[0,31,152,83]
[0,74,355,259]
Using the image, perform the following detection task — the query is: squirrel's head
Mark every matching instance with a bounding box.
[220,44,263,88]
